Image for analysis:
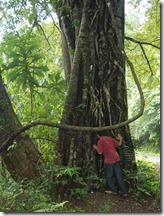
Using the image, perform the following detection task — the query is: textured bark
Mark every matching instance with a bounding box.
[52,0,137,199]
[0,76,45,181]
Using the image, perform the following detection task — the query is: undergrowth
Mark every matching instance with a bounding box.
[124,159,160,203]
[0,158,160,212]
[135,159,160,202]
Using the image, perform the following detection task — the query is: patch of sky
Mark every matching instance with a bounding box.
[125,0,152,25]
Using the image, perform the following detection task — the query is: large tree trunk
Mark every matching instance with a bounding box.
[0,75,45,181]
[52,0,136,199]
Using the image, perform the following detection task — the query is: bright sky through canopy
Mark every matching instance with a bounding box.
[0,0,152,41]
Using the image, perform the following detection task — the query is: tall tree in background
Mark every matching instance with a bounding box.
[0,31,48,181]
[0,75,45,181]
[52,0,140,197]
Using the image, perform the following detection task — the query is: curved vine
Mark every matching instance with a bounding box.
[0,53,144,154]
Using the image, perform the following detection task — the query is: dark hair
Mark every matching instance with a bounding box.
[96,131,106,136]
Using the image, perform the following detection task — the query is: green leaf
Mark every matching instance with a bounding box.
[57,80,66,89]
[5,59,21,70]
[7,70,20,81]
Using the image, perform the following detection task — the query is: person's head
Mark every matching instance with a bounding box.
[96,131,106,138]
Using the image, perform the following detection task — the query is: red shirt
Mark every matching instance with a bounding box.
[97,136,120,164]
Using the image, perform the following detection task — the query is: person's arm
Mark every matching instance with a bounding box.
[93,144,103,154]
[117,133,123,146]
[93,144,98,151]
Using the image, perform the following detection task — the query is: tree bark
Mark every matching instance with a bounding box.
[51,0,137,199]
[0,75,45,181]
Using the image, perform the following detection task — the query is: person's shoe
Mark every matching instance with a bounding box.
[105,190,117,195]
[119,191,128,197]
[123,193,128,197]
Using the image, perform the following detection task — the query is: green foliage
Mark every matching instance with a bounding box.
[54,166,81,179]
[124,158,160,202]
[99,203,111,212]
[0,1,160,212]
[135,145,160,155]
[0,162,87,212]
[130,88,160,152]
[119,145,133,169]
[136,159,160,200]
[0,178,46,212]
[53,165,87,196]
[1,22,65,167]
[85,173,106,191]
[70,173,105,197]
[0,0,54,38]
[53,165,105,198]
[0,161,84,212]
[34,200,85,213]
[34,201,68,212]
[2,31,49,90]
[0,157,160,212]
[125,0,160,152]
[0,176,83,212]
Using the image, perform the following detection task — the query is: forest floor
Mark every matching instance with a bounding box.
[67,154,161,213]
[68,191,160,213]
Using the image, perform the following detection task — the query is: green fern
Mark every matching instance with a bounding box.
[34,201,68,212]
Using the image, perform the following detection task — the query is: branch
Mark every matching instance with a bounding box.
[0,47,146,155]
[114,51,145,122]
[125,36,159,76]
[49,13,62,34]
[36,23,51,48]
[139,43,153,75]
[123,51,145,116]
[0,104,143,154]
[0,29,146,154]
[125,36,160,49]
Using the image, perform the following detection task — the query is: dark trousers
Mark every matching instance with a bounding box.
[104,161,127,194]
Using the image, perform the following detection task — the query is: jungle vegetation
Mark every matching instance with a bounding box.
[0,0,160,212]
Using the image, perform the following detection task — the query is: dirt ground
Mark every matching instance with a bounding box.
[68,191,160,213]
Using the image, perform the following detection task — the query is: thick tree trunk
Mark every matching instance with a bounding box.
[52,0,137,199]
[0,76,45,181]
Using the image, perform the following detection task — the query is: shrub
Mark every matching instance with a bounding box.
[124,159,160,202]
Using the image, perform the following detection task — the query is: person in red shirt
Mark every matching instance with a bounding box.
[93,131,127,196]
